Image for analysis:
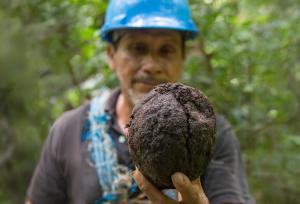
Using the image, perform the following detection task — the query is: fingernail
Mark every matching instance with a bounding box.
[172,172,186,185]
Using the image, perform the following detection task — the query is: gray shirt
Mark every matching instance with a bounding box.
[26,89,254,204]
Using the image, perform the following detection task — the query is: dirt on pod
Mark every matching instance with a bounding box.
[127,83,216,189]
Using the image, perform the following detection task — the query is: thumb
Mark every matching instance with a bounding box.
[171,172,191,192]
[171,172,208,204]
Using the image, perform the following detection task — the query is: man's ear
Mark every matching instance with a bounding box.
[106,44,116,71]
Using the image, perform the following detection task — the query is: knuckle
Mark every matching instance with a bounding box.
[139,182,150,192]
[175,180,187,191]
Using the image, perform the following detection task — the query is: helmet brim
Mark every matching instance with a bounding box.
[100,15,199,42]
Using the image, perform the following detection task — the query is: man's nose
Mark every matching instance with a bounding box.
[141,55,163,75]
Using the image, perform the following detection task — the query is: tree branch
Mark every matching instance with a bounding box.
[197,35,214,74]
[0,118,16,167]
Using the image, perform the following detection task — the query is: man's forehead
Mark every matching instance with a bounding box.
[117,29,182,42]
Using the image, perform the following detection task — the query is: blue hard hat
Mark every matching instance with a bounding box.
[100,0,199,42]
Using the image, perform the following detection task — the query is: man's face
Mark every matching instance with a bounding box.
[107,29,184,105]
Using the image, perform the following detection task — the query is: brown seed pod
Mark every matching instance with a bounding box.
[127,83,216,189]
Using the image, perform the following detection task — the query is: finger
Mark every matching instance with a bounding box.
[132,169,165,204]
[171,172,193,193]
[171,173,208,204]
[192,178,209,204]
[191,178,203,193]
[191,178,209,204]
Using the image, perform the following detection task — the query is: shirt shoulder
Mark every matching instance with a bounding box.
[51,103,90,148]
[53,103,90,134]
[214,114,240,158]
[202,114,254,204]
[26,103,90,204]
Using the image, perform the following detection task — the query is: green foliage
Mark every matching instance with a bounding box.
[0,0,109,202]
[184,0,300,203]
[0,0,299,203]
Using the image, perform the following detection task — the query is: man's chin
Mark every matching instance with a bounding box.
[134,82,157,93]
[127,90,149,106]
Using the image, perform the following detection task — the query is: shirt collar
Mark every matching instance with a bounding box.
[104,87,124,134]
[104,87,121,115]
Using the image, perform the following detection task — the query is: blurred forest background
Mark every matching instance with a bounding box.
[0,0,299,203]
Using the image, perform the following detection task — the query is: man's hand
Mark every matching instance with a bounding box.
[133,169,209,204]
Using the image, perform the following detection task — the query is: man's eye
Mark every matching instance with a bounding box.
[130,44,148,54]
[160,45,176,56]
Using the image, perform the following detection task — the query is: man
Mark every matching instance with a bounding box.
[26,0,254,203]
